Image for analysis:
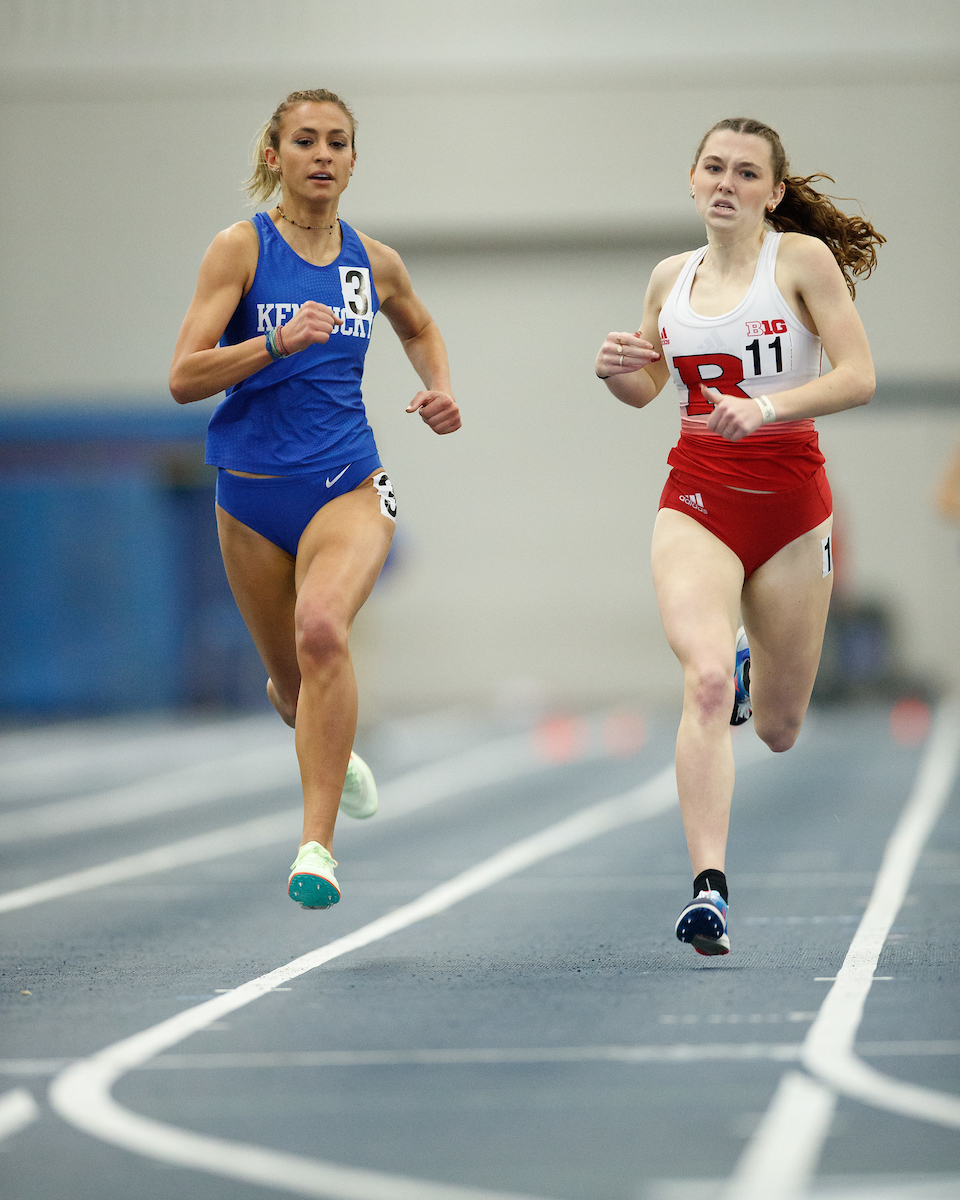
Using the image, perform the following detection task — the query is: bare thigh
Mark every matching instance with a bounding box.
[741,514,834,749]
[651,507,745,671]
[215,505,299,699]
[215,472,394,706]
[292,473,395,639]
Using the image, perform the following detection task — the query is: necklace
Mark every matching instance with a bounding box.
[276,205,338,232]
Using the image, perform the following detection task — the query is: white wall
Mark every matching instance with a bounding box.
[1,1,958,712]
[2,73,958,391]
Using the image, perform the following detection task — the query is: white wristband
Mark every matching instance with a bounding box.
[754,394,777,424]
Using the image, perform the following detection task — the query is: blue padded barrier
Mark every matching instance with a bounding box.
[0,472,182,713]
[0,405,267,717]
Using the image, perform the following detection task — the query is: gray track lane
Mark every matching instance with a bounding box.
[1,708,958,1199]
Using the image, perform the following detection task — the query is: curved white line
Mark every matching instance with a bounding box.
[725,704,960,1200]
[48,760,690,1200]
[801,703,960,1127]
[0,1087,40,1143]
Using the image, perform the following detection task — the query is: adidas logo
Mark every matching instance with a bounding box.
[678,492,707,514]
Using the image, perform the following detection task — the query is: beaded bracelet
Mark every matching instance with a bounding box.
[754,394,777,424]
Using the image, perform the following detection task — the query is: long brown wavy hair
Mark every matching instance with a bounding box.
[693,118,884,297]
[244,89,357,206]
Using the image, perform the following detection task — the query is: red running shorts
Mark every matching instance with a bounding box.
[658,466,833,579]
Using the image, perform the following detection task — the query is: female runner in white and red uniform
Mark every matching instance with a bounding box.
[595,117,883,955]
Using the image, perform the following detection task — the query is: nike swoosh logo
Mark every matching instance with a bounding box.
[325,465,351,488]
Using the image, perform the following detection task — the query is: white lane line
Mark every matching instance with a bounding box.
[810,1177,960,1199]
[652,1174,960,1200]
[855,1040,960,1057]
[0,1061,73,1076]
[139,1040,960,1070]
[144,1043,805,1069]
[0,1087,40,1143]
[728,1071,837,1200]
[0,810,299,915]
[725,703,960,1200]
[47,758,698,1200]
[0,727,675,915]
[373,731,553,820]
[6,1039,959,1077]
[345,718,625,826]
[0,717,630,842]
[0,717,286,806]
[0,745,300,843]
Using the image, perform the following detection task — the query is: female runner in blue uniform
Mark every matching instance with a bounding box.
[170,89,460,910]
[595,118,882,955]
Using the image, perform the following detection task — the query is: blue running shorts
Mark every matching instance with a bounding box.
[215,452,385,557]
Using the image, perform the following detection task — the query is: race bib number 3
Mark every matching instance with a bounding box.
[339,267,372,318]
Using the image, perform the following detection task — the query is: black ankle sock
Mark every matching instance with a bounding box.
[693,869,728,902]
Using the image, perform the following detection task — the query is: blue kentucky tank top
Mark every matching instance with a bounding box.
[206,213,380,475]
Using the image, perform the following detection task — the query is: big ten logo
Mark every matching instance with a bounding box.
[745,319,787,336]
[339,267,372,318]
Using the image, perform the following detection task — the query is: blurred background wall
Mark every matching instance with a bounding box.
[1,0,958,719]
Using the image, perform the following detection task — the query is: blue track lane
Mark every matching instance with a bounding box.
[1,707,958,1199]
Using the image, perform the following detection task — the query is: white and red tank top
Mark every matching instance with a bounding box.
[659,231,826,489]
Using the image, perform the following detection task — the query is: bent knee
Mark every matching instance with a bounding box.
[755,716,802,754]
[684,662,734,723]
[296,610,349,669]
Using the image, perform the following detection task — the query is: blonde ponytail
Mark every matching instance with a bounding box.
[245,120,280,205]
[243,89,357,205]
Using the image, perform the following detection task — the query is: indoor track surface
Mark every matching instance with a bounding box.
[1,703,959,1200]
